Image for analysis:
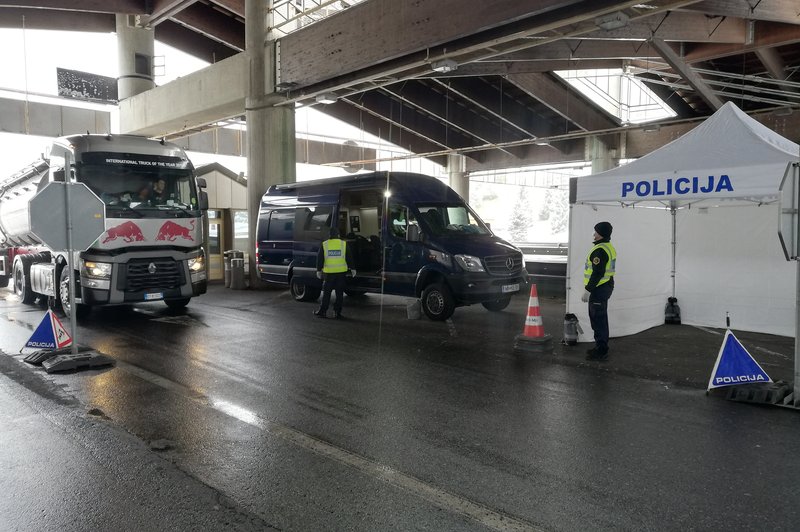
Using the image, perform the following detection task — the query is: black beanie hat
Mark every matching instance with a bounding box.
[594,221,613,239]
[329,226,340,238]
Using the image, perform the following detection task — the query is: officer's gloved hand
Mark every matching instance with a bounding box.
[316,271,322,280]
[581,291,590,303]
[350,269,357,278]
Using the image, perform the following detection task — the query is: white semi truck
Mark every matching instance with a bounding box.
[0,134,208,317]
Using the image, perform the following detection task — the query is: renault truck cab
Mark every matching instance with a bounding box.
[256,171,527,320]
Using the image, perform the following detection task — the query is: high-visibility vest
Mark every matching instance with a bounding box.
[584,241,616,287]
[322,239,348,273]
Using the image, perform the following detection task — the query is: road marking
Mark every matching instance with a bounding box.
[115,359,541,532]
[755,346,790,360]
[690,325,721,336]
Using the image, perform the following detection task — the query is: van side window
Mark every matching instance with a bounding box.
[268,209,294,241]
[388,204,417,239]
[296,205,332,241]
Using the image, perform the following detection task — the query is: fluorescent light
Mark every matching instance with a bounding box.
[534,140,550,146]
[643,123,661,132]
[315,92,338,104]
[595,11,629,30]
[431,59,458,73]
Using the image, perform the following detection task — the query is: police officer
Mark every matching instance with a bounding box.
[315,227,355,319]
[581,221,616,361]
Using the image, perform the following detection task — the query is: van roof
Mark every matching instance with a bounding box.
[268,171,462,203]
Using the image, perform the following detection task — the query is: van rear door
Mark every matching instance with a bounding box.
[258,208,294,284]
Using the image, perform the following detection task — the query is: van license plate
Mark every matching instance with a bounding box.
[502,283,519,293]
[145,292,163,301]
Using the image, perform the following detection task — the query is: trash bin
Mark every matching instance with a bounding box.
[230,255,245,290]
[223,250,233,288]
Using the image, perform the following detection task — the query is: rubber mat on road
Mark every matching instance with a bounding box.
[42,352,115,373]
[24,346,94,366]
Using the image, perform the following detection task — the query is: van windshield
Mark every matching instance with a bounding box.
[416,204,491,236]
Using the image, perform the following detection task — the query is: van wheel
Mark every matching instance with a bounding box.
[482,297,511,312]
[290,278,320,302]
[421,282,455,321]
[59,267,90,319]
[13,257,35,304]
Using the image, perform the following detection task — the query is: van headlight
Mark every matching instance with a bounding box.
[82,260,112,279]
[188,254,205,272]
[455,254,485,272]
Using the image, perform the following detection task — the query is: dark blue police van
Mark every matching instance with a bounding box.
[255,171,527,320]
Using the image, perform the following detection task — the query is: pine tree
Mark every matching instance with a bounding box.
[546,188,569,234]
[509,187,532,242]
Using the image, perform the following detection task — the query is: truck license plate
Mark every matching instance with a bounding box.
[502,283,519,294]
[144,292,164,301]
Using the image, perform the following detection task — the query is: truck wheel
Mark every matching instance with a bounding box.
[13,258,35,304]
[482,297,511,312]
[290,278,320,302]
[421,282,455,321]
[59,267,90,319]
[165,297,191,309]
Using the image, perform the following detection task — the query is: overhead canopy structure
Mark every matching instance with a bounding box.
[568,102,800,338]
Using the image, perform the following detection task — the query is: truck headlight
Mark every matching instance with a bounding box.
[188,255,205,272]
[82,260,112,279]
[455,254,485,272]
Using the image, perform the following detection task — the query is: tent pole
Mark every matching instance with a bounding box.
[795,260,800,406]
[671,204,677,298]
[566,203,573,313]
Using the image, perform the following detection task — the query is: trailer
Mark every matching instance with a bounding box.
[0,134,208,317]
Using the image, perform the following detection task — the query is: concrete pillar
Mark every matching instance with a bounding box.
[586,136,615,174]
[246,0,296,286]
[116,14,155,100]
[447,153,469,201]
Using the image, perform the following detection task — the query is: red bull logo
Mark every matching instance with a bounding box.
[156,220,196,242]
[102,221,145,243]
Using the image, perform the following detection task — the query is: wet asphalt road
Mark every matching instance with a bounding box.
[1,284,800,531]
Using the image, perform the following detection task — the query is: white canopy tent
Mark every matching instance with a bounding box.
[568,102,799,338]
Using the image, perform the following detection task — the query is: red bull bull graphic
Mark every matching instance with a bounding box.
[156,220,196,242]
[102,221,145,243]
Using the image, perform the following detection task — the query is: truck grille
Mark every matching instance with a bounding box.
[484,253,523,276]
[123,258,184,291]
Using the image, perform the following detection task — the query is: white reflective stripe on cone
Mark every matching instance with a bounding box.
[525,315,543,326]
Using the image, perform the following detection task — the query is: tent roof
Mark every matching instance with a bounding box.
[575,102,799,207]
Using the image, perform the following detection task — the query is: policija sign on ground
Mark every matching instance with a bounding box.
[707,330,772,390]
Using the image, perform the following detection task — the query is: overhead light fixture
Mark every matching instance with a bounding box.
[775,107,793,117]
[595,11,629,31]
[534,139,550,146]
[643,123,661,132]
[431,59,458,73]
[315,92,338,104]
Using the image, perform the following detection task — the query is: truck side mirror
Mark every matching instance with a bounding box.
[199,190,209,211]
[196,177,207,188]
[407,224,421,242]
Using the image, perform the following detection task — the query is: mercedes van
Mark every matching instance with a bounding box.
[255,171,527,320]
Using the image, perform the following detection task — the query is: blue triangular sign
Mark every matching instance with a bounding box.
[23,310,59,351]
[707,330,772,390]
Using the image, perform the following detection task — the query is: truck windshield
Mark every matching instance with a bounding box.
[78,164,199,216]
[416,204,491,236]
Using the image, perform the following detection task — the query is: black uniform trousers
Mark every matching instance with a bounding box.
[319,272,347,314]
[588,280,614,353]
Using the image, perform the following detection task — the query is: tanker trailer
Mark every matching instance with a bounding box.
[0,133,208,317]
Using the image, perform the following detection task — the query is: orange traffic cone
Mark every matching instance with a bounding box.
[513,284,553,353]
